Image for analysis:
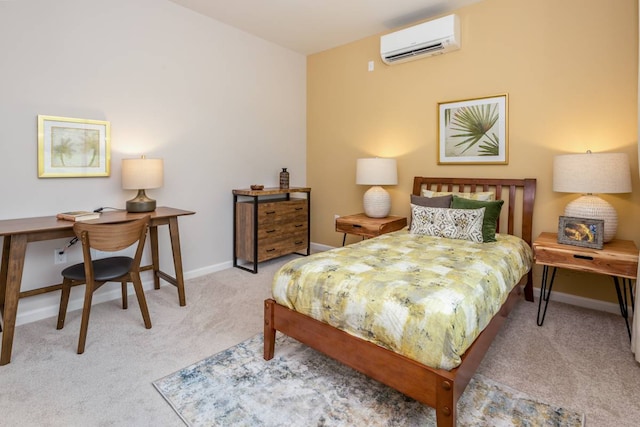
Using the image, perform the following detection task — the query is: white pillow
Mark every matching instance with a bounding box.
[421,189,495,201]
[409,205,485,243]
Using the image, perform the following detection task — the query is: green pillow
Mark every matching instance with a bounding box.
[451,195,504,242]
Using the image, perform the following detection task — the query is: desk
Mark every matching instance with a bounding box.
[0,206,195,365]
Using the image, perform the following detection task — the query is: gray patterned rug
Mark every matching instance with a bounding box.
[153,334,584,426]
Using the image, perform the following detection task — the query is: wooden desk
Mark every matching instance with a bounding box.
[0,206,195,365]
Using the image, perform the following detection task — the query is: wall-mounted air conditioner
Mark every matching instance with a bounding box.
[380,14,460,65]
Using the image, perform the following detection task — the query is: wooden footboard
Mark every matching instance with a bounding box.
[264,277,525,427]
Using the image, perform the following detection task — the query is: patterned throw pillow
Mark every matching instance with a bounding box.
[409,205,485,243]
[451,196,504,243]
[421,189,495,201]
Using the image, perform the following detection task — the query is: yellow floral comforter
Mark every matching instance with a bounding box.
[272,231,533,370]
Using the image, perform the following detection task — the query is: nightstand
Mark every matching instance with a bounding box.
[335,213,407,246]
[533,232,638,338]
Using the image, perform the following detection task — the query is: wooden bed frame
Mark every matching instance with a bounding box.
[264,177,536,426]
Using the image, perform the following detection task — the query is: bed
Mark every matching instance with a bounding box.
[264,177,536,426]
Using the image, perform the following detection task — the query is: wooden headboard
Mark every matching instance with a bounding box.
[412,177,537,301]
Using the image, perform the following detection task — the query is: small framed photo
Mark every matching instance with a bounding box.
[438,94,508,165]
[37,115,111,178]
[557,216,604,249]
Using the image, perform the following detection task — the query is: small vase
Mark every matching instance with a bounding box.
[279,168,289,189]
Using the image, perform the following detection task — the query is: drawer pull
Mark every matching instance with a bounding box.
[295,240,304,245]
[266,248,276,253]
[352,224,362,228]
[573,254,594,261]
[266,229,276,233]
[295,207,303,211]
[265,211,276,215]
[295,224,303,228]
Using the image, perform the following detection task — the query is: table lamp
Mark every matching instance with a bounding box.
[122,156,164,213]
[356,157,398,218]
[553,151,631,242]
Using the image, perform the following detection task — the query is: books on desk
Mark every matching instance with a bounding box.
[56,211,101,222]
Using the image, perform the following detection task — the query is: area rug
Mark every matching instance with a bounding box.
[153,334,584,426]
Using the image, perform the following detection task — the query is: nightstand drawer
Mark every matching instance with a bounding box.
[533,232,639,279]
[335,214,407,238]
[335,221,381,236]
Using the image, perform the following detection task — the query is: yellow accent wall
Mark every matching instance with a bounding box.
[307,0,639,303]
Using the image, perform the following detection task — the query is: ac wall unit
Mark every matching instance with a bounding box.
[380,14,460,65]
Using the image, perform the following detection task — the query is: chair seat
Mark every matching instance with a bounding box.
[62,256,133,282]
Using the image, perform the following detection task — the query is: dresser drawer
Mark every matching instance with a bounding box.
[258,199,307,225]
[256,232,308,262]
[257,221,308,241]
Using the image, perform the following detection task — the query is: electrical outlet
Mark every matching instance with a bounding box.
[334,214,340,223]
[54,249,66,264]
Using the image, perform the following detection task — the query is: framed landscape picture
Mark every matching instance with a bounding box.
[37,115,111,178]
[557,216,604,249]
[438,94,508,165]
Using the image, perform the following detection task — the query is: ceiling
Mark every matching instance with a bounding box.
[168,0,483,55]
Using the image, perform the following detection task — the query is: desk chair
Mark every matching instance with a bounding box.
[56,216,152,354]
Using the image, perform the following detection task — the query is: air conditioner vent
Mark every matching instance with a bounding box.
[384,43,444,63]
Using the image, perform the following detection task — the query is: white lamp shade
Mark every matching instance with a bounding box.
[553,152,631,194]
[122,158,164,190]
[356,158,398,186]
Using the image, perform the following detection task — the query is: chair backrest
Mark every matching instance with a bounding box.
[73,216,150,266]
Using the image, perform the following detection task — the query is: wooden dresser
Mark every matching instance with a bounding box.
[233,187,311,273]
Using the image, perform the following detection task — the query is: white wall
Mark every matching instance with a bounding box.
[0,0,306,324]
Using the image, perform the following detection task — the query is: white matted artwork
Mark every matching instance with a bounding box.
[438,94,508,165]
[37,115,111,178]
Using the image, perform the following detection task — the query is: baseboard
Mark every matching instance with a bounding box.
[532,286,622,315]
[13,244,626,326]
[15,260,233,327]
[310,242,334,253]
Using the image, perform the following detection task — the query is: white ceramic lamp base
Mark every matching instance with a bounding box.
[363,186,391,218]
[564,194,618,242]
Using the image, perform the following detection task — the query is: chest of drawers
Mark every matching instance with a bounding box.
[233,187,311,273]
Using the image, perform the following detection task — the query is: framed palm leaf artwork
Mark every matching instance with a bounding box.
[437,94,508,165]
[37,115,111,177]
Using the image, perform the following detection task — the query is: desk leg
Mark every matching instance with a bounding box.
[168,217,187,307]
[1,234,28,365]
[149,225,160,290]
[536,265,557,327]
[0,236,10,331]
[612,277,633,340]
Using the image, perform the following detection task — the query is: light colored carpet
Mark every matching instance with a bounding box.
[153,333,584,426]
[0,254,639,426]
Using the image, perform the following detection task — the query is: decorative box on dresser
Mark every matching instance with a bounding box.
[233,187,310,273]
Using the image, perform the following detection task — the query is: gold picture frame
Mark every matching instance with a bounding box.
[37,115,111,178]
[437,94,508,165]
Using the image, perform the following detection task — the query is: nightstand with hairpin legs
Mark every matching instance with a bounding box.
[335,213,407,246]
[533,232,637,339]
